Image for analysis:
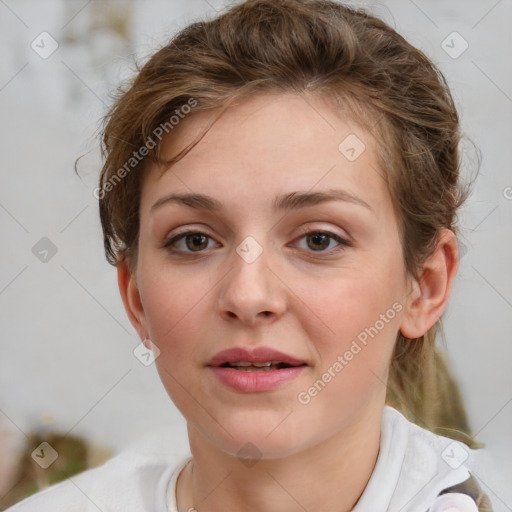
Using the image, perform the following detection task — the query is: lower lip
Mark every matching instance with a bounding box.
[208,366,307,392]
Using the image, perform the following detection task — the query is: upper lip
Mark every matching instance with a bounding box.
[207,347,307,367]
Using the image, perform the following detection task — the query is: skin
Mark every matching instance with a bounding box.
[118,92,459,512]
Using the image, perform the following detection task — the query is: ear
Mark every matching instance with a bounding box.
[399,229,460,339]
[117,257,148,342]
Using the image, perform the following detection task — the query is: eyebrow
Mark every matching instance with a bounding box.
[150,189,374,216]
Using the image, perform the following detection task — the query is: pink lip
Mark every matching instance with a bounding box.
[206,346,308,393]
[206,346,306,367]
[209,366,306,392]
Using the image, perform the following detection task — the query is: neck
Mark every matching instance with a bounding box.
[176,405,383,512]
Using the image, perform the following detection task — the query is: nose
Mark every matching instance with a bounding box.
[216,239,287,326]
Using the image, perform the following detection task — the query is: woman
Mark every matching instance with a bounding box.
[8,0,498,510]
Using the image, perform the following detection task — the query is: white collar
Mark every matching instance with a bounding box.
[164,406,477,512]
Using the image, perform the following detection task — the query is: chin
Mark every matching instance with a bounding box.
[211,414,313,461]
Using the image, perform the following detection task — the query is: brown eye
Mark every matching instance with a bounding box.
[294,231,350,253]
[306,233,331,251]
[164,231,218,253]
[184,233,209,251]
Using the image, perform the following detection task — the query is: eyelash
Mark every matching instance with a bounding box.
[162,228,352,256]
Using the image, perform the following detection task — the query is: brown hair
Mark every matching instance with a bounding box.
[95,0,481,447]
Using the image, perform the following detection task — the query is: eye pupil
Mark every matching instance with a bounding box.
[307,233,329,251]
[186,233,208,251]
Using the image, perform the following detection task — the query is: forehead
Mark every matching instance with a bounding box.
[141,93,390,217]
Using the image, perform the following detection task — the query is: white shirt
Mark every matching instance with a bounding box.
[6,406,502,512]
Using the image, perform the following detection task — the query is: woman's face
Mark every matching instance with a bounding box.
[121,93,415,458]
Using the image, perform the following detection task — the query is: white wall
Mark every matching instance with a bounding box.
[1,0,510,504]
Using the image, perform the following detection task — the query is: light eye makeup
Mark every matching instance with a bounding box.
[161,226,353,257]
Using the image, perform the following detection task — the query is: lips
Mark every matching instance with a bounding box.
[206,346,307,369]
[206,346,308,392]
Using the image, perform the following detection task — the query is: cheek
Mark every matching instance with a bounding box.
[139,269,205,359]
[297,271,401,384]
[299,269,400,339]
[296,276,400,428]
[140,272,213,415]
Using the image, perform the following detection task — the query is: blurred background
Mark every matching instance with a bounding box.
[0,0,511,509]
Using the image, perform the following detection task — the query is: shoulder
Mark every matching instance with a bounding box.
[356,406,498,512]
[5,432,190,512]
[382,405,490,477]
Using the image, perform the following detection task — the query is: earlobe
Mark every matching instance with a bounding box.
[117,258,148,339]
[399,229,460,340]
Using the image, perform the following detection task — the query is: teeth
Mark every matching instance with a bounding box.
[225,361,291,371]
[230,365,277,372]
[228,361,273,367]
